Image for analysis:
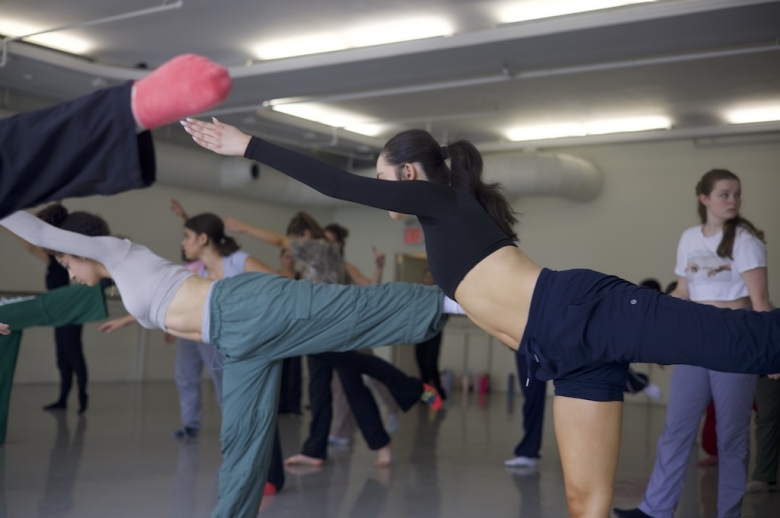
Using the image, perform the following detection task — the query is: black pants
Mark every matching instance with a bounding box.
[267,427,285,490]
[415,332,446,399]
[0,82,155,219]
[301,352,424,459]
[278,357,302,414]
[514,352,547,459]
[53,325,88,403]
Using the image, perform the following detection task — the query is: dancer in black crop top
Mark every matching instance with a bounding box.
[184,117,780,518]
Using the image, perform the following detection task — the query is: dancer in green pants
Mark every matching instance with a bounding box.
[0,283,108,443]
[1,209,461,518]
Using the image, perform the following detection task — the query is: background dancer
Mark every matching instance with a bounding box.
[615,169,769,518]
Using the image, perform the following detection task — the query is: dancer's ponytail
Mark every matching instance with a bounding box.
[382,129,519,241]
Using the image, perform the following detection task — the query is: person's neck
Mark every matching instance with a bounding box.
[702,218,725,237]
[97,263,112,279]
[199,248,223,273]
[280,266,297,278]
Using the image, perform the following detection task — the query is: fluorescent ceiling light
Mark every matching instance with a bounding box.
[725,106,780,124]
[252,34,348,60]
[343,123,388,137]
[506,123,587,141]
[0,19,92,54]
[498,0,656,24]
[272,103,385,136]
[587,116,671,135]
[507,116,670,141]
[345,17,453,47]
[252,15,452,60]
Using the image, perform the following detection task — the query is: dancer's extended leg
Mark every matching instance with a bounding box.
[212,359,281,518]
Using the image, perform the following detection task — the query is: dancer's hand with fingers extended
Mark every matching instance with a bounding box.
[181,117,251,156]
[0,323,9,335]
[769,373,780,380]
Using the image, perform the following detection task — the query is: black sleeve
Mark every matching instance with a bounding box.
[244,137,456,219]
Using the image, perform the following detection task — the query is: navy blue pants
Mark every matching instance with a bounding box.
[53,325,87,404]
[514,352,547,458]
[0,82,155,218]
[522,269,780,402]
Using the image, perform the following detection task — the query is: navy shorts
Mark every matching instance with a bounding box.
[520,268,780,402]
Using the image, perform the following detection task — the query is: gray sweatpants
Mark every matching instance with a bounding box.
[175,339,224,429]
[207,274,448,518]
[640,365,757,518]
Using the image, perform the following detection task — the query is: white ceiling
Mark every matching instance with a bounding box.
[1,0,779,163]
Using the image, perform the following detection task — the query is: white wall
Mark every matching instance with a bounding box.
[2,183,333,384]
[335,138,780,401]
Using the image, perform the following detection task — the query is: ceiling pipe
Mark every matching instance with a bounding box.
[153,141,602,206]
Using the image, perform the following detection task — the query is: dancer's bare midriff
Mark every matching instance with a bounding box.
[454,246,542,351]
[164,276,214,341]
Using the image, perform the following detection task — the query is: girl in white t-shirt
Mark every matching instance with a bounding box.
[617,169,770,518]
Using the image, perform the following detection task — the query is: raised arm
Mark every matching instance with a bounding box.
[223,216,290,250]
[0,211,127,265]
[182,119,455,218]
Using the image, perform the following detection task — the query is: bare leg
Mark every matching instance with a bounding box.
[554,397,622,518]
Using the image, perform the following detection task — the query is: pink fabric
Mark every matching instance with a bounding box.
[132,54,231,130]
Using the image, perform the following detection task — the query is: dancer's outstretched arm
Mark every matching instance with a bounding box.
[182,119,455,218]
[0,211,126,266]
[223,216,290,250]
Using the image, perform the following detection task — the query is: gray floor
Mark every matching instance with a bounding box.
[1,383,778,518]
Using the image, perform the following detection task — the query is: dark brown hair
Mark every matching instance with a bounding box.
[381,129,519,241]
[696,169,765,259]
[184,213,240,257]
[286,211,325,239]
[37,204,110,256]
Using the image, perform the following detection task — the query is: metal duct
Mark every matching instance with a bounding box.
[155,142,601,205]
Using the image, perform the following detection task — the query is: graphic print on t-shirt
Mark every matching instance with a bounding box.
[685,252,732,282]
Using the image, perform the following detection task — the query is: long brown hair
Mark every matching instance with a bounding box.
[696,169,765,259]
[381,129,519,241]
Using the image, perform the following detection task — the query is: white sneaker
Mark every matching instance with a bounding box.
[504,456,538,468]
[386,413,400,434]
[746,480,777,493]
[643,383,663,402]
[328,435,351,446]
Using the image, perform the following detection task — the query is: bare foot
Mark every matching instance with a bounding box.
[373,445,393,467]
[0,323,9,335]
[284,454,324,467]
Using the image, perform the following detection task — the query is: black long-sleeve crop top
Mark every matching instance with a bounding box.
[245,137,517,300]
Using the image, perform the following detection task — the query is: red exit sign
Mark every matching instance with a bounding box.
[404,226,423,244]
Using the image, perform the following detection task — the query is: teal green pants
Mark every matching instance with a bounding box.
[0,284,107,443]
[208,274,447,518]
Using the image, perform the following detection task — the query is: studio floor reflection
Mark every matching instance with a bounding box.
[2,383,778,517]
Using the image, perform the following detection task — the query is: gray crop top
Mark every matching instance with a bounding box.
[1,211,192,330]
